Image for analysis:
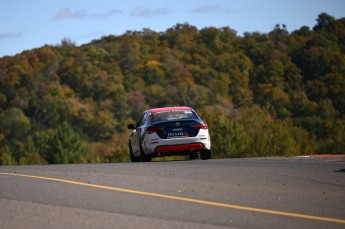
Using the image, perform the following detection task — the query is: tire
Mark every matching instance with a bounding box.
[129,141,140,162]
[189,151,199,160]
[200,149,212,160]
[139,141,152,162]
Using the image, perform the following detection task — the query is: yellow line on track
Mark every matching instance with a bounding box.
[1,172,345,225]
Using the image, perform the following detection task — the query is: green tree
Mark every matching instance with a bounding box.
[0,145,16,165]
[16,136,46,165]
[212,116,250,158]
[32,83,74,128]
[0,108,31,140]
[313,13,336,31]
[43,123,93,164]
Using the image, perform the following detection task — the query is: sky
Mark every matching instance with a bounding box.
[1,0,344,57]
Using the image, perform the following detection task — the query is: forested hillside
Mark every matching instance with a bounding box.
[1,13,344,165]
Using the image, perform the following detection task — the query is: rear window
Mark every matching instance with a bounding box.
[150,109,198,122]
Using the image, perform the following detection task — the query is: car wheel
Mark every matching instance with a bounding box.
[129,141,140,162]
[139,141,152,162]
[189,151,199,160]
[200,149,212,160]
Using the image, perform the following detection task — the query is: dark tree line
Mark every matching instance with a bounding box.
[1,13,344,164]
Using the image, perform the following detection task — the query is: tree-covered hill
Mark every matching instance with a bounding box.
[1,13,344,165]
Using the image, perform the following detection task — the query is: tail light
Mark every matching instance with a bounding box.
[192,123,208,129]
[146,126,163,134]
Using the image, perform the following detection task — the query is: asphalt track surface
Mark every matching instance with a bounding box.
[0,157,345,229]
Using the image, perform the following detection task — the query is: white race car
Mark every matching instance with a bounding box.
[127,106,212,162]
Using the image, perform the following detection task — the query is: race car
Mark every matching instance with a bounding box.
[127,106,212,162]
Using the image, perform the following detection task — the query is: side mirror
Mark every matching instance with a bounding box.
[127,124,135,129]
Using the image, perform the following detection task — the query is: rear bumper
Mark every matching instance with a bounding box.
[142,130,211,156]
[155,143,204,153]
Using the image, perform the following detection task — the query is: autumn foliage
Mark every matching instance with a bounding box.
[0,13,344,164]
